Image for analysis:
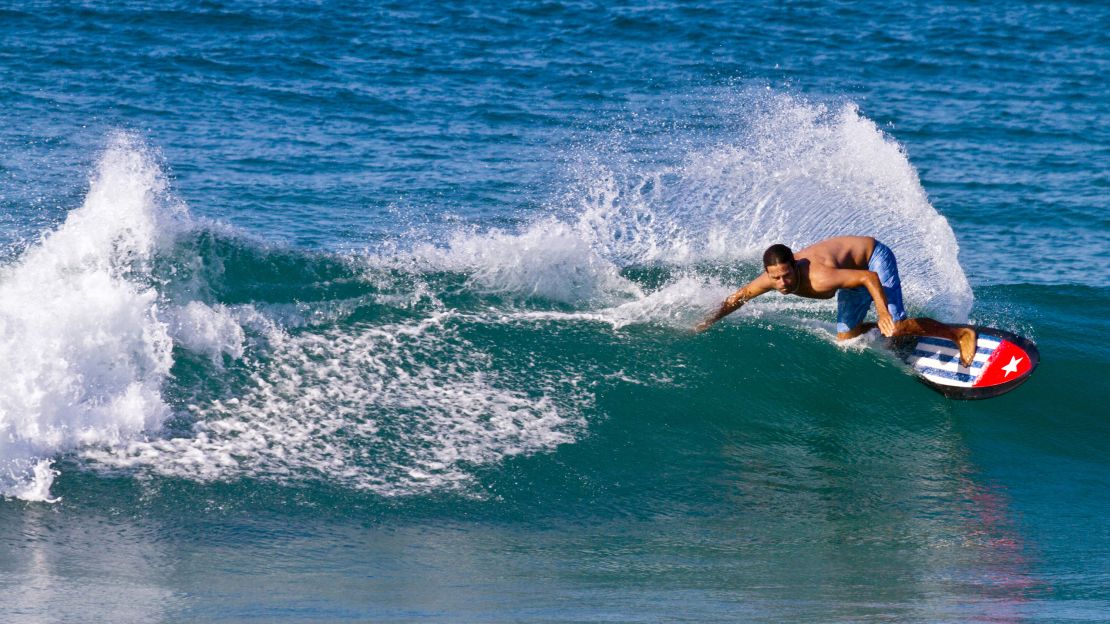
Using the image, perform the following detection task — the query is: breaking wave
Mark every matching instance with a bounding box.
[0,92,974,501]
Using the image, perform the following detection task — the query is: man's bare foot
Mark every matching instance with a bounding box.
[954,327,977,367]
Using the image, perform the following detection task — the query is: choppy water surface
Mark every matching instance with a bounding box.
[1,1,1107,622]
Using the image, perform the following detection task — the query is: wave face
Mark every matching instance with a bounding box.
[1,95,975,501]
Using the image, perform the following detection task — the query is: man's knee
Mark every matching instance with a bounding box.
[838,322,875,340]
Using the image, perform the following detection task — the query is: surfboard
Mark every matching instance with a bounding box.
[889,326,1039,399]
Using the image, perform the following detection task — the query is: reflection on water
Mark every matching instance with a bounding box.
[702,399,1039,621]
[0,502,178,624]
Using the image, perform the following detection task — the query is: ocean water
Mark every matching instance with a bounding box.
[1,1,1107,621]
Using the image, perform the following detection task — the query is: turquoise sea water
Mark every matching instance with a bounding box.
[1,1,1108,621]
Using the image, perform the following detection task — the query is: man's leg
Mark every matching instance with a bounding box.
[891,318,977,367]
[865,242,977,367]
[836,286,872,340]
[836,322,876,340]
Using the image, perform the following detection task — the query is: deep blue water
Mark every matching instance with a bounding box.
[1,1,1108,622]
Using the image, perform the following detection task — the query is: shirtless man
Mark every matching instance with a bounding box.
[695,236,978,366]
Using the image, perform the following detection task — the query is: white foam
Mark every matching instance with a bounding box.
[402,219,644,305]
[0,134,252,501]
[596,275,727,329]
[165,301,246,364]
[6,459,61,503]
[0,134,182,499]
[83,313,589,496]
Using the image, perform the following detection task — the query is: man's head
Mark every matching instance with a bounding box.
[762,244,798,294]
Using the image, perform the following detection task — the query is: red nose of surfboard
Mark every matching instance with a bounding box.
[975,339,1034,388]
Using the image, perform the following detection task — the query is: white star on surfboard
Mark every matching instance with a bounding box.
[1001,356,1023,377]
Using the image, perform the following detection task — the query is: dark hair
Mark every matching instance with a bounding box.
[762,244,795,268]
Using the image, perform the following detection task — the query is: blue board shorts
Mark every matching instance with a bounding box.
[836,241,908,334]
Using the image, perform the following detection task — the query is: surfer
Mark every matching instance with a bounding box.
[695,236,978,366]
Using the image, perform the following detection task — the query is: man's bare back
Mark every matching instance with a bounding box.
[794,236,875,272]
[695,236,978,366]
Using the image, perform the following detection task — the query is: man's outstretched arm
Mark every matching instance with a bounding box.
[694,278,772,333]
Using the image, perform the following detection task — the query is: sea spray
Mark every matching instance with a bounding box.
[407,219,645,305]
[559,92,974,320]
[378,92,973,325]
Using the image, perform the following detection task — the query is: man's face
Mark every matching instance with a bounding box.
[765,262,797,294]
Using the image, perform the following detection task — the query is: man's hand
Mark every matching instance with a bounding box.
[878,313,895,337]
[695,281,770,335]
